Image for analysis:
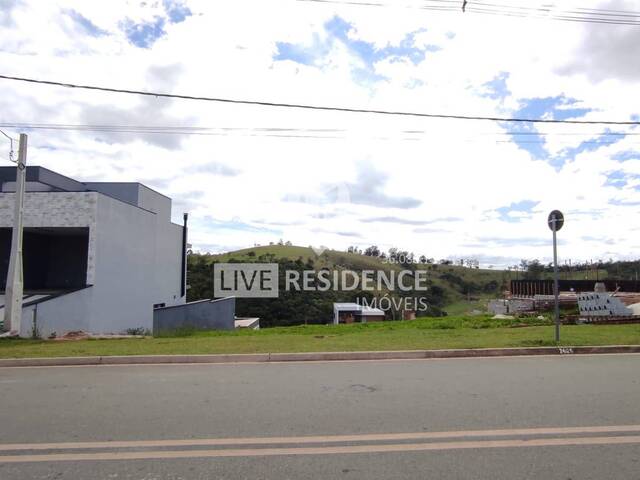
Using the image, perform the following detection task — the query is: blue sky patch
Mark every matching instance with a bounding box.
[516,95,592,121]
[122,17,166,48]
[64,9,108,37]
[274,16,437,84]
[604,170,628,188]
[505,95,603,168]
[495,199,539,223]
[163,0,192,24]
[604,170,640,190]
[558,130,623,162]
[273,33,331,66]
[612,150,640,162]
[481,72,510,100]
[476,236,559,247]
[505,123,548,161]
[609,198,640,206]
[196,217,282,236]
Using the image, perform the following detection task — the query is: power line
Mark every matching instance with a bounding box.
[0,128,17,162]
[2,122,640,147]
[1,122,638,137]
[466,0,640,18]
[303,0,640,19]
[1,74,639,126]
[0,128,17,142]
[297,0,640,25]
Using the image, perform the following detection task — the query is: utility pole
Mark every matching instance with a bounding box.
[548,210,564,343]
[552,222,560,342]
[3,133,27,335]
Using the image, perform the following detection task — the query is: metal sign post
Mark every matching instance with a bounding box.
[3,134,27,335]
[548,210,564,343]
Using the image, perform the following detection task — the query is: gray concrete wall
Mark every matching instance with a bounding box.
[85,183,184,315]
[137,185,172,220]
[88,193,159,333]
[83,183,140,207]
[153,297,236,334]
[83,190,184,334]
[142,185,184,309]
[19,288,93,338]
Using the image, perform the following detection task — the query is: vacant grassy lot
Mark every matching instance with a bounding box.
[1,316,639,359]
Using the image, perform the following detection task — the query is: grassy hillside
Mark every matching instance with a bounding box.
[190,245,508,319]
[210,245,404,271]
[191,245,619,323]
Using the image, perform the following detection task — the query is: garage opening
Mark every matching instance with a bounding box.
[0,227,89,292]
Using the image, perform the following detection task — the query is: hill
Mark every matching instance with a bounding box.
[187,245,509,325]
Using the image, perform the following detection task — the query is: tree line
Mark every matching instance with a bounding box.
[187,252,447,327]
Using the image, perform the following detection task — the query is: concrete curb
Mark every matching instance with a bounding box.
[1,345,640,367]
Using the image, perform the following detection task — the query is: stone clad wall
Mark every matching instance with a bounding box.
[0,192,98,284]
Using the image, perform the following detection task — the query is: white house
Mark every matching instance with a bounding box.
[333,302,385,324]
[0,166,187,337]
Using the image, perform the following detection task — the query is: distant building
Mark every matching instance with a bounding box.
[333,302,385,324]
[0,166,187,337]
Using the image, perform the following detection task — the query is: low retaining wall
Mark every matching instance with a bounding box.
[153,297,235,334]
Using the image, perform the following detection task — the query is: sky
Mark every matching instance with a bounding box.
[0,0,639,268]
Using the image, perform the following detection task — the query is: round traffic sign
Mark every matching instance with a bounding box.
[548,210,564,231]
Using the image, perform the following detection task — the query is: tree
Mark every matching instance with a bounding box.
[364,245,380,257]
[523,259,545,280]
[465,258,480,269]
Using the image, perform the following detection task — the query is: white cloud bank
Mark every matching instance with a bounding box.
[0,0,638,267]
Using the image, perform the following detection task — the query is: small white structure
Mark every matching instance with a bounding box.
[333,302,385,324]
[234,317,260,330]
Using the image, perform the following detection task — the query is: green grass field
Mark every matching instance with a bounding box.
[1,315,639,359]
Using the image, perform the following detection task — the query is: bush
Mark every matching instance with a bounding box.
[125,327,151,336]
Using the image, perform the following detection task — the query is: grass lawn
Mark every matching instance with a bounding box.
[1,316,639,359]
[442,296,495,316]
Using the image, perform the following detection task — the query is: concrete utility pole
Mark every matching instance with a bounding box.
[3,133,27,335]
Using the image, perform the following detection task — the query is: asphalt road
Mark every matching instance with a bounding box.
[1,354,639,479]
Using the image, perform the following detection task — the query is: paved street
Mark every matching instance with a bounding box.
[1,354,639,479]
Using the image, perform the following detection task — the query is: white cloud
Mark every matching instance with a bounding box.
[0,0,638,266]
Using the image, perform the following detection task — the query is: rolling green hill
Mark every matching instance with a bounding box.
[187,245,625,326]
[188,245,509,322]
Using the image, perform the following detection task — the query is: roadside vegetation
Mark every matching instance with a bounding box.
[1,315,639,359]
[188,245,639,327]
[188,245,509,325]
